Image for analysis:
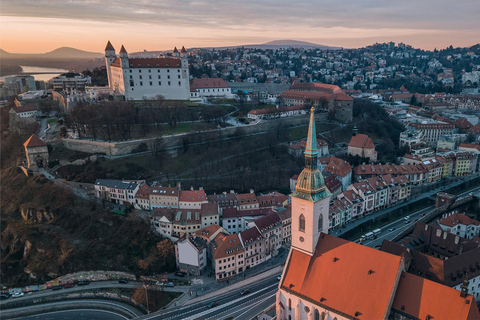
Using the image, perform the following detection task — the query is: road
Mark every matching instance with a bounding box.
[16,309,128,320]
[138,277,280,320]
[360,184,480,249]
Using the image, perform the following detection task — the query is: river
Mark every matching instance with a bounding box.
[0,66,69,82]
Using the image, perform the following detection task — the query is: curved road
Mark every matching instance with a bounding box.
[13,309,128,320]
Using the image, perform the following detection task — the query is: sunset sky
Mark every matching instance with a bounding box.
[1,0,479,53]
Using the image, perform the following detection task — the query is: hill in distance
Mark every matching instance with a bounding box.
[1,47,103,60]
[208,39,343,50]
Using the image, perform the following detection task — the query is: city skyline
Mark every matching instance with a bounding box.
[1,0,480,53]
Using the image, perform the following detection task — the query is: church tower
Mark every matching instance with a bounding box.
[291,107,331,256]
[105,41,116,88]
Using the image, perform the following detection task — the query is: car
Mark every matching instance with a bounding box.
[388,227,396,232]
[64,283,75,289]
[77,281,90,286]
[277,275,282,281]
[52,286,63,291]
[240,289,251,296]
[165,282,175,287]
[144,280,155,285]
[0,293,11,300]
[12,292,24,298]
[414,219,419,222]
[420,213,425,217]
[175,272,186,277]
[118,279,128,284]
[405,220,410,224]
[208,301,219,308]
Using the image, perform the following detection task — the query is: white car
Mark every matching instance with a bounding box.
[12,292,24,298]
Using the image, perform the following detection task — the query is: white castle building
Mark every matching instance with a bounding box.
[105,41,190,101]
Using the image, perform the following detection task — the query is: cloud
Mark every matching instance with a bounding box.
[2,0,480,31]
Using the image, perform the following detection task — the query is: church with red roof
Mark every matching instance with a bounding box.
[275,109,480,320]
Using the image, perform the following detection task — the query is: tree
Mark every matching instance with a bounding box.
[155,95,187,129]
[59,126,67,138]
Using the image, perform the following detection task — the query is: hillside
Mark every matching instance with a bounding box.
[0,166,175,287]
[0,47,103,60]
[207,39,342,50]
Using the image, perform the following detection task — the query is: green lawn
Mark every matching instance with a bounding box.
[47,118,58,124]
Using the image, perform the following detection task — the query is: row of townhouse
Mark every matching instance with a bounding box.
[403,151,478,179]
[150,202,220,239]
[175,210,288,280]
[128,183,288,213]
[94,179,142,205]
[329,174,411,228]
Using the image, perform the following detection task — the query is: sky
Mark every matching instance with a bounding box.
[1,0,480,53]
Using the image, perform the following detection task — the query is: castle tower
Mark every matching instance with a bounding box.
[105,41,116,88]
[23,134,49,171]
[173,47,180,58]
[119,45,129,69]
[290,107,331,256]
[180,46,188,69]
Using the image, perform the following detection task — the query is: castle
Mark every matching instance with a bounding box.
[105,41,190,101]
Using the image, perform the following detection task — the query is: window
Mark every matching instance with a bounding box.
[150,81,152,86]
[159,81,161,85]
[299,214,305,232]
[168,81,171,85]
[139,75,142,79]
[288,299,291,311]
[140,82,143,86]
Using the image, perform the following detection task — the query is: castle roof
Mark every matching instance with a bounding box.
[110,57,182,69]
[105,40,115,51]
[23,134,46,148]
[180,46,187,53]
[191,78,229,89]
[119,45,127,53]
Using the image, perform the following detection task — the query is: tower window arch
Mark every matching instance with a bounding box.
[299,214,305,232]
[288,298,291,311]
[318,215,323,232]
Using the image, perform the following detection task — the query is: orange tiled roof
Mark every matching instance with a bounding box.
[211,233,244,259]
[236,193,257,205]
[23,134,46,148]
[179,190,207,202]
[392,272,480,320]
[281,233,403,319]
[348,134,375,149]
[12,104,37,113]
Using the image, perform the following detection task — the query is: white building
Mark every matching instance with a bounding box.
[53,73,91,93]
[190,78,233,101]
[175,234,207,276]
[439,212,480,240]
[94,179,140,205]
[105,41,190,101]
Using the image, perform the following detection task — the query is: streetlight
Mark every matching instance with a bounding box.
[143,284,150,314]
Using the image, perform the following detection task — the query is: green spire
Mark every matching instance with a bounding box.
[291,107,331,202]
[305,107,319,159]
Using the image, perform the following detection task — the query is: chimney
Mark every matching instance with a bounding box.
[455,236,459,244]
[190,186,194,191]
[460,280,469,298]
[443,231,448,240]
[250,189,254,194]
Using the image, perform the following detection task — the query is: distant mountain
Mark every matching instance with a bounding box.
[207,40,342,50]
[1,47,103,60]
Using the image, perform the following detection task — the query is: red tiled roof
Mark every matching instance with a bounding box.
[290,81,343,94]
[392,272,480,320]
[180,46,187,53]
[239,227,263,245]
[135,184,150,200]
[281,233,402,319]
[439,213,480,228]
[459,144,480,152]
[111,57,182,68]
[236,193,257,205]
[23,134,46,148]
[179,190,207,202]
[200,202,219,217]
[324,175,342,193]
[12,104,37,114]
[348,134,375,149]
[454,118,473,129]
[149,186,179,197]
[119,45,127,53]
[253,212,281,233]
[211,233,244,259]
[191,78,229,89]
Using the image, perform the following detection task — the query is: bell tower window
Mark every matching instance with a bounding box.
[299,214,305,232]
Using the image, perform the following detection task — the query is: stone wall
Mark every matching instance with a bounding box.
[62,113,327,156]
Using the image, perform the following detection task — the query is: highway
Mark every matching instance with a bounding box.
[360,184,480,249]
[138,277,279,320]
[11,309,129,320]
